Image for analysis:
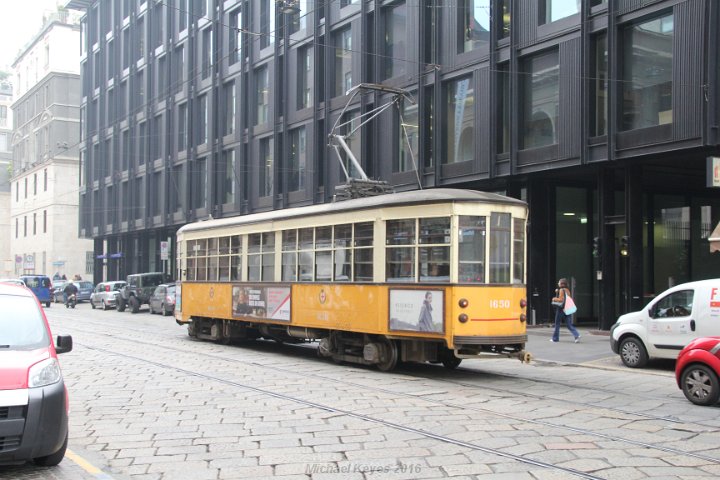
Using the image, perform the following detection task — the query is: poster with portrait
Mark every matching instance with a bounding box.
[389,289,444,333]
[231,285,291,321]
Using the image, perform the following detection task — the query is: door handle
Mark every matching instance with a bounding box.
[690,319,696,332]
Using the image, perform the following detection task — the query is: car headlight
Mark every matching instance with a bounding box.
[28,358,62,388]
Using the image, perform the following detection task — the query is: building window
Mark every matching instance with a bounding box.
[178,103,187,151]
[229,8,243,64]
[338,112,361,179]
[340,0,358,7]
[541,0,579,24]
[151,115,162,160]
[15,218,18,238]
[223,82,235,136]
[43,210,47,233]
[174,45,185,93]
[24,216,27,237]
[498,0,510,39]
[0,105,7,127]
[178,0,188,32]
[383,2,406,79]
[591,32,608,137]
[260,0,275,49]
[458,0,490,53]
[201,27,212,79]
[15,182,18,202]
[198,95,208,146]
[193,157,207,209]
[290,0,308,34]
[297,47,312,110]
[497,63,510,153]
[86,251,94,275]
[397,97,418,173]
[137,16,145,61]
[157,56,167,99]
[24,178,27,198]
[444,76,474,164]
[260,137,273,198]
[289,127,306,192]
[33,173,37,195]
[335,27,352,96]
[522,50,559,149]
[138,121,147,165]
[621,13,674,131]
[256,66,269,125]
[33,213,37,235]
[223,149,236,204]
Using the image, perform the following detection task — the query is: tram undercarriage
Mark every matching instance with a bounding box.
[185,317,530,371]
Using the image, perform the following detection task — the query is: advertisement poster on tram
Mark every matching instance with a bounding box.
[389,289,444,333]
[232,285,291,321]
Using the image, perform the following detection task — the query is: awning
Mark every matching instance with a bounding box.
[710,222,720,253]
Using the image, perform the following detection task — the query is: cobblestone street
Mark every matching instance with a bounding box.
[3,305,720,479]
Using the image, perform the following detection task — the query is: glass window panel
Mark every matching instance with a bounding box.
[353,248,373,281]
[230,235,242,254]
[208,255,219,281]
[187,257,196,280]
[419,246,450,282]
[354,222,373,247]
[459,215,486,283]
[386,247,415,282]
[591,33,608,136]
[458,0,490,53]
[489,212,511,284]
[335,27,353,96]
[383,2,406,79]
[334,224,352,247]
[262,232,275,250]
[208,238,218,256]
[231,255,241,281]
[398,97,418,173]
[282,230,297,251]
[419,218,450,244]
[387,219,415,246]
[621,14,674,131]
[544,0,579,24]
[513,218,525,284]
[282,252,297,281]
[262,252,274,281]
[247,254,261,281]
[248,233,261,253]
[315,251,332,281]
[445,77,474,164]
[299,250,313,281]
[299,228,314,249]
[315,226,332,249]
[522,50,559,148]
[219,237,230,255]
[196,256,207,281]
[334,249,351,281]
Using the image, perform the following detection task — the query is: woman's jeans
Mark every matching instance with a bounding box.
[552,307,580,341]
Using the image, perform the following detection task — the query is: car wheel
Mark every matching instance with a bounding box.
[91,299,96,309]
[102,300,108,310]
[34,433,67,466]
[117,298,126,312]
[129,296,140,313]
[163,306,171,317]
[681,364,720,406]
[46,301,51,308]
[619,337,648,368]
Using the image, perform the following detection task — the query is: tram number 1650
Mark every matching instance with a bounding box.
[490,299,511,309]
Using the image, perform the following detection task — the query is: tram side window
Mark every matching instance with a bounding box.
[513,218,525,284]
[186,240,197,280]
[298,228,314,281]
[353,222,373,281]
[196,239,208,281]
[247,234,261,281]
[419,218,450,282]
[262,232,275,281]
[315,226,332,281]
[458,216,486,283]
[334,224,352,281]
[386,219,416,282]
[230,235,242,281]
[490,212,511,284]
[208,238,219,281]
[282,230,298,281]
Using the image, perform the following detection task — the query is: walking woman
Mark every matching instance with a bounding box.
[550,278,580,343]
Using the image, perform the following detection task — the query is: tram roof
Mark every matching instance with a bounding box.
[178,188,526,235]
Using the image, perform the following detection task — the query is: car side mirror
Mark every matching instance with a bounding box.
[56,335,73,354]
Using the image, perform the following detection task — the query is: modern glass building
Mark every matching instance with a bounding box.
[67,0,720,329]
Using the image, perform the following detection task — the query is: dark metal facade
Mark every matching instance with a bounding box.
[74,0,720,328]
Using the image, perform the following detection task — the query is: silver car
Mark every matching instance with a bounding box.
[90,281,127,310]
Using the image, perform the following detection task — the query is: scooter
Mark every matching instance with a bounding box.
[65,293,76,309]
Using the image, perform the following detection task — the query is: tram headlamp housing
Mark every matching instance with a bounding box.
[519,313,527,323]
[520,298,527,308]
[458,313,469,323]
[458,298,468,308]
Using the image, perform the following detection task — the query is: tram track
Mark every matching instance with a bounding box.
[53,315,720,471]
[54,313,700,424]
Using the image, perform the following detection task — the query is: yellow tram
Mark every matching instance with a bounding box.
[175,189,530,370]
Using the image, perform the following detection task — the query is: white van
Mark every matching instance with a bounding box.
[610,279,720,367]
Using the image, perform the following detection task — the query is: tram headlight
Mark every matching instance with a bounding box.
[458,298,469,308]
[520,298,527,308]
[519,313,527,323]
[458,313,469,323]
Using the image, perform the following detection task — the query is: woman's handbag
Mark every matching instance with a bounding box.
[563,294,578,315]
[551,299,564,308]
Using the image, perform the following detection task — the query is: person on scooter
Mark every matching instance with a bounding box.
[63,281,79,307]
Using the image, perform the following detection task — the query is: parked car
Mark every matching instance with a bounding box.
[117,272,168,313]
[90,281,127,310]
[19,275,54,308]
[675,337,720,406]
[611,279,720,367]
[52,280,68,303]
[0,282,73,466]
[74,281,94,303]
[149,284,176,316]
[0,278,26,287]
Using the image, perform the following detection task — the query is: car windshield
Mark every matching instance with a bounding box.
[79,282,94,289]
[167,286,176,295]
[0,294,50,350]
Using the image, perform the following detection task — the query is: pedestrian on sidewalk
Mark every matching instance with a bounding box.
[550,278,580,343]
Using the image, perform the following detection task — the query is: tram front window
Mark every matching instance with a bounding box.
[459,216,486,283]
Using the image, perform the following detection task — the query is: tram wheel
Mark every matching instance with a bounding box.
[439,347,462,369]
[376,339,398,372]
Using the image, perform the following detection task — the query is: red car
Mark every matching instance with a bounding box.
[0,283,73,466]
[675,337,720,406]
